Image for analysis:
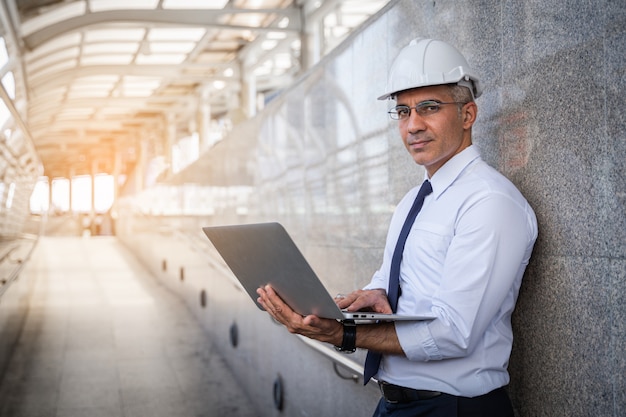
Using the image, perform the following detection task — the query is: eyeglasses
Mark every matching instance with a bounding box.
[388,100,466,120]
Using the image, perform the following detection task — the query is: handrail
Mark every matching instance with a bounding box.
[296,335,365,383]
[0,244,18,263]
[0,214,45,299]
[0,235,38,299]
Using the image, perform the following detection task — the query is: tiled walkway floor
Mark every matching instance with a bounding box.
[0,237,256,417]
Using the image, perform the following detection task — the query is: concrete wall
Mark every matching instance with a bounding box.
[120,0,625,415]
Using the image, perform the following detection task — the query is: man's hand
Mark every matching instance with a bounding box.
[334,289,392,314]
[258,285,404,356]
[256,285,343,346]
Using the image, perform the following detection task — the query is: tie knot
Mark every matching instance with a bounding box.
[419,180,433,197]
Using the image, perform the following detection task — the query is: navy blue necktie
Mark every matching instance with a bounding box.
[363,180,432,385]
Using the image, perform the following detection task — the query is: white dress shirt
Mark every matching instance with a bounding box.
[364,145,538,397]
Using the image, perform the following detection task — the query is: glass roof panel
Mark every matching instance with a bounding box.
[267,32,288,40]
[70,83,115,91]
[148,28,206,42]
[30,60,78,78]
[83,43,139,55]
[196,52,233,63]
[148,42,196,54]
[120,76,161,97]
[120,88,155,97]
[73,75,120,85]
[55,113,93,121]
[89,0,159,12]
[342,0,387,14]
[74,75,120,88]
[0,100,9,127]
[26,33,82,62]
[205,40,242,50]
[68,88,110,98]
[253,62,271,76]
[238,0,282,9]
[21,2,87,37]
[261,40,278,51]
[162,0,230,9]
[70,87,114,97]
[212,80,226,90]
[57,107,94,116]
[118,83,158,97]
[274,53,292,69]
[80,55,134,65]
[2,72,15,99]
[84,28,147,42]
[0,38,8,68]
[122,76,162,89]
[28,47,80,72]
[32,87,66,99]
[100,107,132,116]
[135,54,187,65]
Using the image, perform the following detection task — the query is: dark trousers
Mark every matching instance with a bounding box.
[372,387,514,417]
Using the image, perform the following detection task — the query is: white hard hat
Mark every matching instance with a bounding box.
[378,38,482,100]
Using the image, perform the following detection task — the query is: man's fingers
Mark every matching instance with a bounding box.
[335,288,392,313]
[257,285,279,315]
[258,285,296,326]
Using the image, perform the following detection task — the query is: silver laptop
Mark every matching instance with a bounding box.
[202,222,435,322]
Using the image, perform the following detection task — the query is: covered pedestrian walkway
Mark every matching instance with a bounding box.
[0,236,256,417]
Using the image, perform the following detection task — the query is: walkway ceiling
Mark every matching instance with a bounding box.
[0,0,388,180]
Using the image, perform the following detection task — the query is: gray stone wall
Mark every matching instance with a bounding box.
[252,1,625,415]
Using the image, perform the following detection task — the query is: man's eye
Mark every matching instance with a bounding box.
[419,103,440,113]
[396,107,410,116]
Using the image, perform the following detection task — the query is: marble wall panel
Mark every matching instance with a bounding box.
[510,255,617,415]
[251,1,625,414]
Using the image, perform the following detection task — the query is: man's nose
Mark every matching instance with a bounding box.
[406,110,427,133]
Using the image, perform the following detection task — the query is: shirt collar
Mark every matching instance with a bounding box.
[426,145,481,199]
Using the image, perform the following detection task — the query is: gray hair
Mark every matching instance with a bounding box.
[448,84,474,104]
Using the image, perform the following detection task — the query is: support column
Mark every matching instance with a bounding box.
[68,167,74,213]
[199,86,211,152]
[113,145,121,206]
[46,176,52,214]
[300,0,324,70]
[135,134,147,193]
[243,73,257,118]
[91,159,97,215]
[299,4,310,71]
[166,114,176,177]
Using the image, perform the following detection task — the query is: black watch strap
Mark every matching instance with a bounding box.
[335,320,357,353]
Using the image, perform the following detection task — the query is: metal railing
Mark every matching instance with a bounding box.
[0,233,39,299]
[0,214,45,299]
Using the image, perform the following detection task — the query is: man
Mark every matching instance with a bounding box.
[257,38,538,417]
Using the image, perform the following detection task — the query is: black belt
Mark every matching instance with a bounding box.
[378,381,442,403]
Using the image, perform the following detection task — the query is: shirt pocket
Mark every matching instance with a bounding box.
[406,221,453,267]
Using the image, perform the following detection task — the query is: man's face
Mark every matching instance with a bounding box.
[395,85,476,177]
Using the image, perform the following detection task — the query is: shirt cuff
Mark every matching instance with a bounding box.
[363,281,386,292]
[395,321,442,361]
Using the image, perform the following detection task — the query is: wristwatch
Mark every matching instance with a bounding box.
[334,320,357,353]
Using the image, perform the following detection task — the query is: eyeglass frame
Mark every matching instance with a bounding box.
[387,100,467,120]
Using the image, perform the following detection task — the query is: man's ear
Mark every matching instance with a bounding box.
[462,102,478,129]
